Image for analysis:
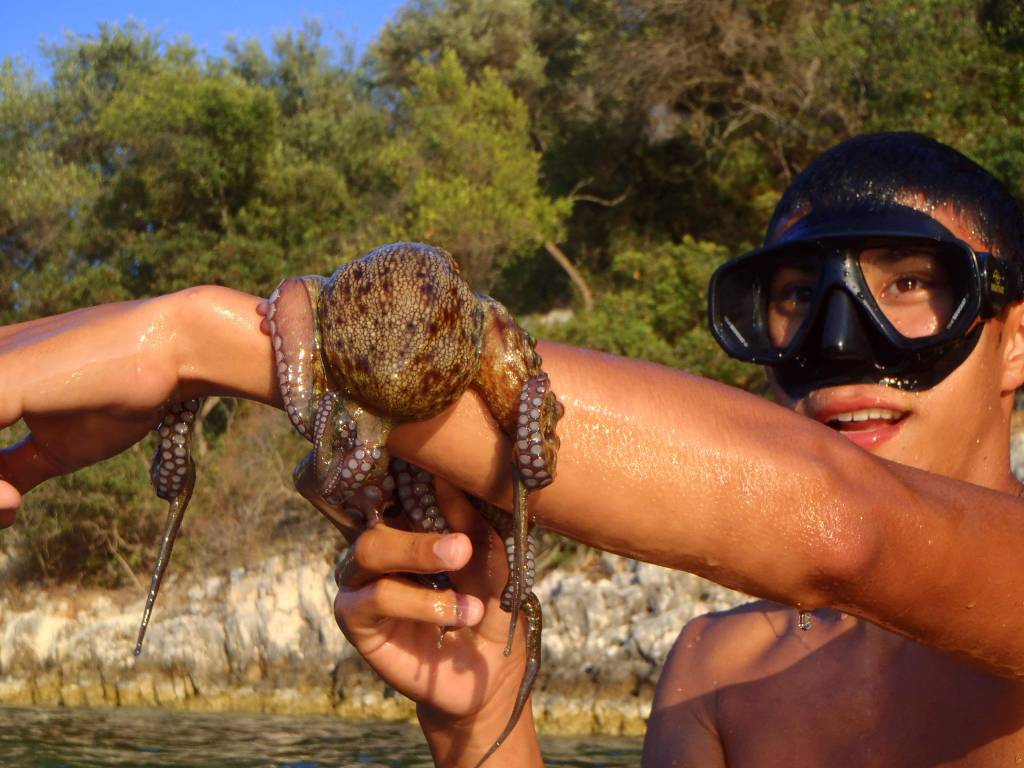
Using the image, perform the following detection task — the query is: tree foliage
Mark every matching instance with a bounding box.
[3,0,1024,583]
[372,50,568,287]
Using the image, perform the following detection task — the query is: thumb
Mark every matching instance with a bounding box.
[0,481,20,527]
[0,433,67,496]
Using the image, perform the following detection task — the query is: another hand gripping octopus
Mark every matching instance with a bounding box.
[134,242,563,767]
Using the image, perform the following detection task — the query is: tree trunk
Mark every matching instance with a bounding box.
[544,241,595,309]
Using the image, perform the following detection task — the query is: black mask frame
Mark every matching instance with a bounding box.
[707,205,1024,398]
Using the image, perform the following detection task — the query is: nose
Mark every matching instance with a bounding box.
[817,290,873,360]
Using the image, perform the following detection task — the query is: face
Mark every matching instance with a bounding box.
[768,201,1024,488]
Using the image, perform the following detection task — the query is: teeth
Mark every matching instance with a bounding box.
[833,408,901,423]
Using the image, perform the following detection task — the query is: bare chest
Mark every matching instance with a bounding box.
[717,633,1024,767]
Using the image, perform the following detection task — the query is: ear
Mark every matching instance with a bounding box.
[1000,301,1024,393]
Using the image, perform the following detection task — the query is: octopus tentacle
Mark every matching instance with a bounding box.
[293,454,362,541]
[136,398,201,655]
[503,477,530,656]
[312,392,388,505]
[472,593,542,768]
[513,373,562,491]
[392,458,450,534]
[268,276,326,441]
[501,373,560,654]
[501,531,537,612]
[474,493,544,767]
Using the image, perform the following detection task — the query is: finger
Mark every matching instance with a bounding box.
[0,481,19,528]
[430,477,514,606]
[337,524,472,589]
[335,575,484,637]
[0,434,64,495]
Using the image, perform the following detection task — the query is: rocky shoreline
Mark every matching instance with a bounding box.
[0,550,745,735]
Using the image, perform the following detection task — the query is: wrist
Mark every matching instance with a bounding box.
[166,285,280,406]
[418,697,543,767]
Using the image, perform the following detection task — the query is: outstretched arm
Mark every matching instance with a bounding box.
[0,287,280,518]
[3,285,1024,677]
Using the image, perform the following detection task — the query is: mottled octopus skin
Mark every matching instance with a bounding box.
[270,243,562,767]
[135,243,562,768]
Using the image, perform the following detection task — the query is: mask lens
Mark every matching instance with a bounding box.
[857,242,965,340]
[766,256,820,349]
[712,244,822,358]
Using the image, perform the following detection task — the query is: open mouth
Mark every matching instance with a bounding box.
[826,407,907,432]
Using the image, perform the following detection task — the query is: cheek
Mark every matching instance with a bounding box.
[892,335,1005,461]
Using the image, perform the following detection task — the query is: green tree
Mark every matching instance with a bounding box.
[543,238,762,391]
[817,0,1024,199]
[370,0,546,105]
[225,23,392,276]
[372,50,569,289]
[94,64,283,294]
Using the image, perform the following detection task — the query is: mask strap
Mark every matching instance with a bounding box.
[979,253,1024,317]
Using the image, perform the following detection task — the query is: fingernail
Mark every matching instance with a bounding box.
[433,535,464,566]
[455,594,484,625]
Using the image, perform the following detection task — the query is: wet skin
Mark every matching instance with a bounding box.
[135,242,562,767]
[647,602,1024,767]
[644,201,1024,766]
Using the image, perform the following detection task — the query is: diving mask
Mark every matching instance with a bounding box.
[708,206,1024,398]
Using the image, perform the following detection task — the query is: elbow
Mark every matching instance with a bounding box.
[789,439,888,609]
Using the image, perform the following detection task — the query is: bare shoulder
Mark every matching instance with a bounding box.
[643,601,800,766]
[660,601,791,693]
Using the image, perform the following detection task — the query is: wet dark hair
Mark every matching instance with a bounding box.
[768,132,1024,266]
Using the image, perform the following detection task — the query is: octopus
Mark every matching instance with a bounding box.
[134,242,563,767]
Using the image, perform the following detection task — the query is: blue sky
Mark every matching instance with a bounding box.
[1,1,408,77]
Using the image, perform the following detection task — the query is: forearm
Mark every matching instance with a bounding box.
[174,286,281,406]
[419,699,543,768]
[391,343,867,600]
[4,288,277,427]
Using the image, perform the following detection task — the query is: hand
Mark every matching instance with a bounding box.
[0,298,184,526]
[333,478,543,767]
[0,287,278,527]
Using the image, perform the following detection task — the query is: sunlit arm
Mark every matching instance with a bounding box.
[3,285,1023,678]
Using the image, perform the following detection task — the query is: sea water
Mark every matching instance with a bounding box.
[0,705,642,767]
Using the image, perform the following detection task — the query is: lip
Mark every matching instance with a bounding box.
[804,389,910,452]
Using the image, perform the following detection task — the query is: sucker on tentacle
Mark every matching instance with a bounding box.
[135,398,202,655]
[265,243,563,766]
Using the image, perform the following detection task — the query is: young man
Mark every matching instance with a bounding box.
[332,133,1024,766]
[2,133,1024,765]
[644,133,1024,766]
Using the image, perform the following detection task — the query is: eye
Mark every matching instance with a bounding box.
[769,282,815,321]
[782,284,814,303]
[893,275,928,294]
